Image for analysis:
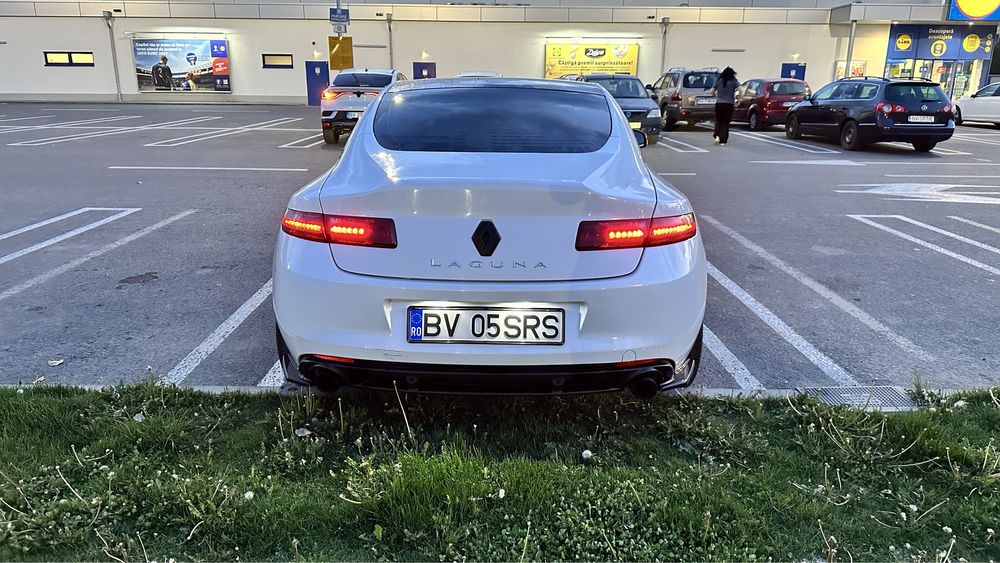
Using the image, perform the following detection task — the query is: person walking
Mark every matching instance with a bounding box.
[712,67,739,145]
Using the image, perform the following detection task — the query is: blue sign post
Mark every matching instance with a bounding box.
[329,8,349,23]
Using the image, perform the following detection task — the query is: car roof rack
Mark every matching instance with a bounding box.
[666,67,685,72]
[841,76,890,82]
[701,66,720,71]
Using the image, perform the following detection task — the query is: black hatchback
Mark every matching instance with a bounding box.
[785,77,954,152]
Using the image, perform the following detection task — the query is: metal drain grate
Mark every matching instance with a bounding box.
[801,385,916,412]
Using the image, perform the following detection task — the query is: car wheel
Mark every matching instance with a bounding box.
[912,141,936,152]
[840,121,861,151]
[785,115,802,139]
[661,110,678,131]
[323,129,339,144]
[748,111,763,131]
[953,106,963,126]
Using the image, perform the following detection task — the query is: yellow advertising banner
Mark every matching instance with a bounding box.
[328,36,354,71]
[544,43,639,79]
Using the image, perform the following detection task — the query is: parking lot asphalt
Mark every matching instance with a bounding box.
[1,102,998,393]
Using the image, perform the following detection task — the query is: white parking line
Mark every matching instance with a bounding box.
[0,115,55,123]
[885,143,971,155]
[697,125,840,154]
[856,161,1000,165]
[258,361,284,386]
[161,279,273,385]
[108,166,309,172]
[884,215,1000,256]
[279,134,325,149]
[885,174,1000,179]
[657,172,697,176]
[848,215,1000,277]
[0,207,106,241]
[953,135,1000,146]
[707,262,859,386]
[701,215,933,361]
[43,108,121,111]
[0,208,140,266]
[9,116,222,146]
[950,216,1000,235]
[0,209,197,303]
[750,159,864,166]
[192,109,271,113]
[145,117,301,147]
[657,138,709,153]
[0,115,141,136]
[703,326,763,390]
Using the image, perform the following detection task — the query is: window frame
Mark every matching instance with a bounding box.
[261,53,294,69]
[44,51,95,67]
[975,83,1000,97]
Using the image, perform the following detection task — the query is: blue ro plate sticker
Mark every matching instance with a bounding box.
[408,308,423,341]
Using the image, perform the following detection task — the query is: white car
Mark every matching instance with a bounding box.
[320,68,405,144]
[954,82,1000,128]
[275,78,706,399]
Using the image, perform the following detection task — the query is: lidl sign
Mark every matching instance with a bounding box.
[948,0,1000,21]
[886,24,995,60]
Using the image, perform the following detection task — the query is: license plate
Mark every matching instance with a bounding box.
[346,111,361,119]
[695,98,716,105]
[407,307,565,345]
[908,115,935,123]
[782,101,797,107]
[630,122,642,129]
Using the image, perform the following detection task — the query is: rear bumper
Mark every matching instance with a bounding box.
[321,111,361,131]
[679,106,716,120]
[762,108,790,124]
[864,119,954,143]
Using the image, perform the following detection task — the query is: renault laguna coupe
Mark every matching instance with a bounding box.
[273,78,707,399]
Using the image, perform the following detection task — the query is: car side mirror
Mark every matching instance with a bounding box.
[645,83,654,90]
[633,130,648,148]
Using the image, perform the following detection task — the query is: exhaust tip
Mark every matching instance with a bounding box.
[628,372,661,401]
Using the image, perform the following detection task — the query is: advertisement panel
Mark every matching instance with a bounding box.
[132,38,231,93]
[886,24,994,60]
[947,0,1000,21]
[543,43,639,79]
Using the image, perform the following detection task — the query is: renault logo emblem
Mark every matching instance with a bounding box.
[471,220,501,257]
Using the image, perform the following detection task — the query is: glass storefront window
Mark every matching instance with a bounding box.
[885,60,915,79]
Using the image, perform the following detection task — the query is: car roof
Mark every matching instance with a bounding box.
[338,68,396,75]
[580,73,637,78]
[388,77,607,95]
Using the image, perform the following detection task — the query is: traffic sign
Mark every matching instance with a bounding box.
[329,7,349,24]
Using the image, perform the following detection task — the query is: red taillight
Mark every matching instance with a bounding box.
[576,213,697,251]
[942,104,952,114]
[322,90,342,101]
[875,102,906,114]
[671,92,682,102]
[281,209,397,248]
[312,354,354,364]
[616,358,660,368]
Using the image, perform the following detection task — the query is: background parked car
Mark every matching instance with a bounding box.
[647,67,720,130]
[953,82,1000,128]
[579,73,660,144]
[785,77,954,152]
[733,78,810,131]
[321,68,404,144]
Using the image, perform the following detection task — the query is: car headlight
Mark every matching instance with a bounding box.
[647,108,661,118]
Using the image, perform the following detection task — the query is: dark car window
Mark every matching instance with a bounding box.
[812,83,838,101]
[587,76,646,98]
[770,81,808,95]
[332,72,392,88]
[885,84,947,103]
[373,87,612,153]
[831,83,859,99]
[976,83,1000,97]
[857,84,879,99]
[683,72,718,89]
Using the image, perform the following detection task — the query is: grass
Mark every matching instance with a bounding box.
[0,384,998,561]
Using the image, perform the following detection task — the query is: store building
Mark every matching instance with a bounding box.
[0,0,998,103]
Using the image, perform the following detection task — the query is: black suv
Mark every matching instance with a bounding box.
[785,77,954,152]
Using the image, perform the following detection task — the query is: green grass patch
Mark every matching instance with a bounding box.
[1,384,998,561]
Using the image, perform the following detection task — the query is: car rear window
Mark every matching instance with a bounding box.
[332,72,392,88]
[683,72,718,89]
[587,76,647,98]
[769,81,808,95]
[885,84,948,103]
[373,87,612,153]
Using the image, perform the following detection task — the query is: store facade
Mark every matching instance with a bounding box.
[884,23,998,98]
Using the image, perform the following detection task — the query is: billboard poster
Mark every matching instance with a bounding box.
[947,0,1000,21]
[544,43,639,79]
[132,38,231,93]
[886,24,994,60]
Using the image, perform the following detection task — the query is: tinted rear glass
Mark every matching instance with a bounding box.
[587,76,647,98]
[769,81,808,95]
[373,87,612,153]
[333,73,392,88]
[683,72,718,89]
[885,84,947,103]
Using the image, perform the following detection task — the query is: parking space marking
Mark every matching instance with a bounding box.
[657,138,709,153]
[953,134,1000,147]
[109,166,309,172]
[0,115,55,123]
[279,134,325,149]
[950,216,1000,235]
[0,207,101,241]
[0,115,141,136]
[886,174,1000,179]
[703,326,763,390]
[848,215,1000,277]
[697,125,840,154]
[43,108,120,112]
[857,161,1000,166]
[707,262,859,386]
[885,215,1000,256]
[701,215,933,361]
[8,117,222,146]
[192,109,271,113]
[258,361,283,387]
[657,172,697,176]
[0,208,140,266]
[161,279,273,385]
[836,183,1000,205]
[750,159,864,166]
[145,117,301,147]
[885,143,971,155]
[0,209,198,303]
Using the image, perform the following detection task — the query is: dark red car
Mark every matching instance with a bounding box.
[733,78,811,131]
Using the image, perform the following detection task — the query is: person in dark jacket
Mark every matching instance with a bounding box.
[151,56,174,90]
[712,67,738,145]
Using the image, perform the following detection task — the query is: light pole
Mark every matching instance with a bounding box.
[844,18,857,79]
[102,10,123,102]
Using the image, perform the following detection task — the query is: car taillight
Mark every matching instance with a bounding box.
[875,102,906,114]
[942,104,952,114]
[321,90,343,101]
[576,213,697,251]
[281,209,397,248]
[671,92,682,102]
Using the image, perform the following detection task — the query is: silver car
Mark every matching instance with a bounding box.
[321,68,405,144]
[647,67,720,130]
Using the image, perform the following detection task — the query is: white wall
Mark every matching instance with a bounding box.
[0,15,891,102]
